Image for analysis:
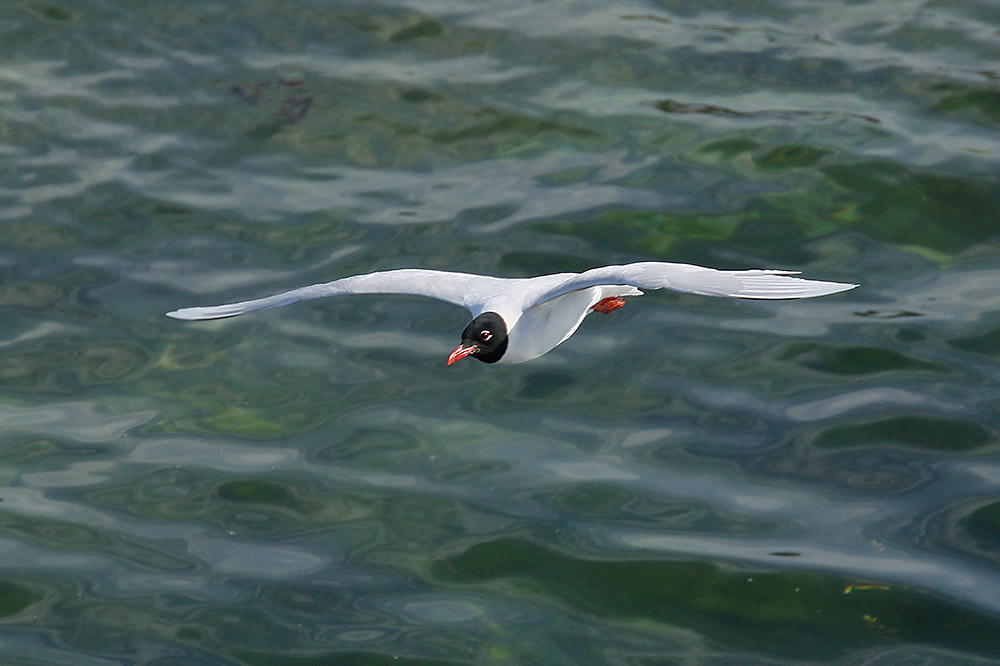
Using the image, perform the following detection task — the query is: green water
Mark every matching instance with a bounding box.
[3,0,1000,664]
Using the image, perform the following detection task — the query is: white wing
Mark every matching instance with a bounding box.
[523,261,857,310]
[165,269,510,321]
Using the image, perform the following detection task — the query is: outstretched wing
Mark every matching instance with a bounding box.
[523,261,857,310]
[166,269,510,321]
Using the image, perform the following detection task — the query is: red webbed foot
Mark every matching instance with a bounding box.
[592,297,626,314]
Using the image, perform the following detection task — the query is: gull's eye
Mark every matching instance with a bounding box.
[479,330,493,342]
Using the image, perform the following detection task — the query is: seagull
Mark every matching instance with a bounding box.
[166,261,857,365]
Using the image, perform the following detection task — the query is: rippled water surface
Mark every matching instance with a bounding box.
[3,0,1000,664]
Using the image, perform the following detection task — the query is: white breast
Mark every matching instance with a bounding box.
[499,285,642,363]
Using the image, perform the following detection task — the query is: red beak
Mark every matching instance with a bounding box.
[447,343,477,365]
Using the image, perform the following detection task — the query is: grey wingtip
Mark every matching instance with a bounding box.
[735,276,860,300]
[828,282,860,294]
[165,309,206,321]
[165,307,239,321]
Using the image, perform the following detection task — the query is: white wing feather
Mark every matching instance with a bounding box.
[165,269,509,321]
[523,262,856,310]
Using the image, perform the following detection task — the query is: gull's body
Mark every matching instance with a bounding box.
[166,261,857,364]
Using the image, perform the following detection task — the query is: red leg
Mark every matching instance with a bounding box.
[592,296,626,314]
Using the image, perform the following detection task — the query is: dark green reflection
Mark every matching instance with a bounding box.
[780,343,943,375]
[435,538,1000,659]
[814,416,991,451]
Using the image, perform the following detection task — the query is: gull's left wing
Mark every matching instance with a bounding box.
[523,261,857,310]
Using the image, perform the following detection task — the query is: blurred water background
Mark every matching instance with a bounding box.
[3,0,1000,664]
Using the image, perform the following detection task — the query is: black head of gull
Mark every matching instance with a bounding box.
[447,312,509,365]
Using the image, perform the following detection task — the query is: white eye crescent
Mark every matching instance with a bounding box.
[479,330,493,342]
